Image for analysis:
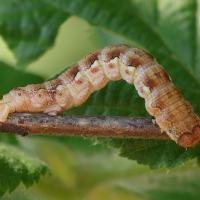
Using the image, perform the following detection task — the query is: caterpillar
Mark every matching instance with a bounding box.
[0,44,200,148]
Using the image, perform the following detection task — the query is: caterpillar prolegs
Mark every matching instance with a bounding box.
[0,44,200,148]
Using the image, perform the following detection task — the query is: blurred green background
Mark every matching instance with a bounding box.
[1,1,200,199]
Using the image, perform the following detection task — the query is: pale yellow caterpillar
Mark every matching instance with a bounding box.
[0,44,200,148]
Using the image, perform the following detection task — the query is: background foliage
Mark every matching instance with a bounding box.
[0,0,200,199]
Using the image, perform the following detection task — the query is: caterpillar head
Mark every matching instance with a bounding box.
[178,125,200,148]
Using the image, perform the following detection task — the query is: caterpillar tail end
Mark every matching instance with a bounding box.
[0,101,11,123]
[178,125,200,148]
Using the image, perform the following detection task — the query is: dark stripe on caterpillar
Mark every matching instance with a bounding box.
[0,44,199,148]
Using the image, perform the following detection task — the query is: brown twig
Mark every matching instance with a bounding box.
[0,113,170,140]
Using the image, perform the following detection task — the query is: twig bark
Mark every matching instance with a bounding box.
[0,113,170,140]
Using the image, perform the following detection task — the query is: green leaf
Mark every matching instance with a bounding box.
[0,61,44,99]
[2,1,200,199]
[0,143,48,198]
[0,0,70,69]
[97,138,200,169]
[1,0,200,170]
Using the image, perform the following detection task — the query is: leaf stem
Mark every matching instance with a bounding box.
[0,113,170,140]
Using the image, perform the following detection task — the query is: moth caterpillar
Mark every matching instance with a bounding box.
[0,44,200,148]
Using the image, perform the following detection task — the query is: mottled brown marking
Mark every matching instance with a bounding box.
[51,79,62,88]
[143,70,171,91]
[143,78,156,91]
[134,49,155,61]
[58,65,79,84]
[144,50,155,60]
[167,91,173,98]
[122,48,155,67]
[31,84,46,91]
[45,82,56,94]
[78,49,101,70]
[101,44,130,62]
[13,87,25,91]
[155,72,161,78]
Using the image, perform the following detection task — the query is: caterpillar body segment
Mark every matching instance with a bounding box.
[0,44,200,148]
